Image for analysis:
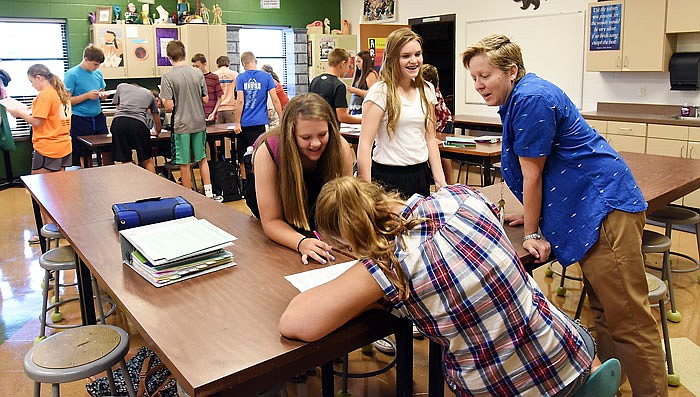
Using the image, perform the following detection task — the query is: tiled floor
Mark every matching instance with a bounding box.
[1,175,699,396]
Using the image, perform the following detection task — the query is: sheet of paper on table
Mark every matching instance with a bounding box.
[284,260,356,292]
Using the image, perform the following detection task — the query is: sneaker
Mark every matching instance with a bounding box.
[211,195,224,203]
[28,235,40,244]
[372,338,395,356]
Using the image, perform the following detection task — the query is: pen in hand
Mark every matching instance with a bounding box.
[313,231,335,262]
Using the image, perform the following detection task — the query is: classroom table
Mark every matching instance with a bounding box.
[339,129,502,184]
[77,123,238,166]
[452,114,502,133]
[22,163,413,397]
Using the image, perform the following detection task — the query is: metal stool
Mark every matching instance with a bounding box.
[40,223,63,250]
[334,338,397,397]
[646,273,680,387]
[642,229,681,323]
[544,261,582,296]
[648,205,700,281]
[574,273,680,386]
[37,246,116,343]
[24,325,136,397]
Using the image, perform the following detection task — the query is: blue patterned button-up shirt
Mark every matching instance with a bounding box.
[361,185,592,396]
[498,73,647,266]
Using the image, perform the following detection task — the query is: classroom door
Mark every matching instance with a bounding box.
[409,15,456,115]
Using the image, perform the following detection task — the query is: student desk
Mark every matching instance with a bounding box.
[77,123,238,166]
[339,130,502,184]
[22,163,413,396]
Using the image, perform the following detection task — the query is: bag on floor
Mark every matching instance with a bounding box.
[85,346,178,397]
[112,196,194,231]
[209,155,243,202]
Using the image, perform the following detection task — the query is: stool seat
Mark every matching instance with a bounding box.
[646,273,667,302]
[40,223,63,240]
[649,206,700,225]
[642,230,672,253]
[39,246,77,271]
[24,325,136,397]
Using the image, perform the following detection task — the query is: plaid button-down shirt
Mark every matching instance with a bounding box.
[361,185,592,396]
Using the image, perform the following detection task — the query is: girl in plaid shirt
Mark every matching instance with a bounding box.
[281,178,603,396]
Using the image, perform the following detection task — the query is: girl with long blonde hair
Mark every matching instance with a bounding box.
[280,177,608,397]
[357,28,446,198]
[246,93,354,264]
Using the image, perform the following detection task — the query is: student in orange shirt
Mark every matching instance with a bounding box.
[8,64,72,241]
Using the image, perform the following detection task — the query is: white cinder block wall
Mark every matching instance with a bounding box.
[339,0,700,116]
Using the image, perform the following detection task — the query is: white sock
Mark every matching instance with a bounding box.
[204,184,214,198]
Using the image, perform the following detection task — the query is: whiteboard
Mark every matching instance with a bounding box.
[464,11,585,108]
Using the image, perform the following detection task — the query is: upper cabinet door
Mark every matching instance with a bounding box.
[666,0,700,33]
[586,1,624,71]
[623,0,672,71]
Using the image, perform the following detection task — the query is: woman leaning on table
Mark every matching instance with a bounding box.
[246,93,354,265]
[462,34,667,396]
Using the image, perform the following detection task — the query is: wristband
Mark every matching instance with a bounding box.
[523,232,542,241]
[296,236,309,254]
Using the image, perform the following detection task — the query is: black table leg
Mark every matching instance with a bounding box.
[483,159,492,186]
[321,361,334,397]
[30,198,47,253]
[428,340,444,397]
[76,257,96,325]
[395,319,413,397]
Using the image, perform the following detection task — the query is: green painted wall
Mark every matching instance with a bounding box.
[0,0,340,179]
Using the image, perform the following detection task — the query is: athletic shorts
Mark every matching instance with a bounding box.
[32,151,72,171]
[171,130,207,164]
[70,113,108,163]
[110,117,153,164]
[237,124,265,163]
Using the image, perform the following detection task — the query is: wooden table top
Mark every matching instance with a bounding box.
[78,123,237,149]
[339,130,502,159]
[23,164,406,396]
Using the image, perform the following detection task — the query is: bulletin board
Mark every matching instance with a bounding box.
[464,11,585,108]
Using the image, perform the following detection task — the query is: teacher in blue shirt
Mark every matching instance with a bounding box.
[462,34,667,397]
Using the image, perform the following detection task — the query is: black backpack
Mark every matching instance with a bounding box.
[209,155,243,202]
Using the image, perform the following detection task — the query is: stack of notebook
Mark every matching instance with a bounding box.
[119,217,237,287]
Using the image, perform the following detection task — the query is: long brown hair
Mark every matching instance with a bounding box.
[379,28,432,138]
[27,64,70,115]
[316,177,429,300]
[258,93,347,230]
[352,50,376,90]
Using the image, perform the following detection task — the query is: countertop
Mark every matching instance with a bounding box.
[580,111,700,127]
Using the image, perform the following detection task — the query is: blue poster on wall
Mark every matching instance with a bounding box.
[589,4,622,51]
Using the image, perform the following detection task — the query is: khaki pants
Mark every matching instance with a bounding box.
[580,210,668,397]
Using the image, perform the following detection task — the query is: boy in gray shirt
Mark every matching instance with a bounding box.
[111,83,161,173]
[160,40,221,201]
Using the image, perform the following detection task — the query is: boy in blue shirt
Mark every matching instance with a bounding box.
[234,51,282,179]
[64,45,111,167]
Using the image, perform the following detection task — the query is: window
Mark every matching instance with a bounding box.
[0,18,69,137]
[238,26,294,96]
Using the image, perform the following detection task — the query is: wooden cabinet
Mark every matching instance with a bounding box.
[123,25,157,78]
[605,121,647,153]
[179,24,227,66]
[684,127,700,208]
[647,124,688,204]
[587,119,607,138]
[90,24,128,79]
[586,0,674,72]
[666,0,700,33]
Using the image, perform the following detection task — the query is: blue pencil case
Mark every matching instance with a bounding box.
[112,196,194,231]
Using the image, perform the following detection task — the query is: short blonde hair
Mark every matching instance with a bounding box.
[462,34,526,82]
[241,51,256,66]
